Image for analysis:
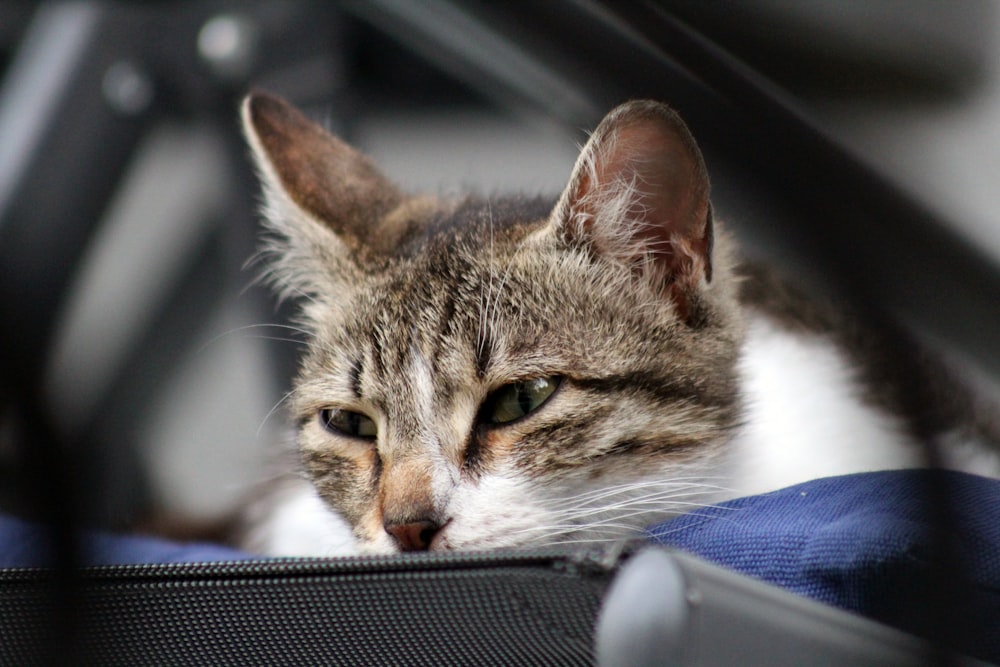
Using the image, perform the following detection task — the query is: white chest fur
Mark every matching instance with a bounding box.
[729,313,999,496]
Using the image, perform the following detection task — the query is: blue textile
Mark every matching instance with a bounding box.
[647,470,1000,664]
[0,514,255,567]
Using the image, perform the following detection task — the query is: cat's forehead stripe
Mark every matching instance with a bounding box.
[475,332,492,379]
[349,359,362,398]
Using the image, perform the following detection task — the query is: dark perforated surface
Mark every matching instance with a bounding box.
[1,551,611,666]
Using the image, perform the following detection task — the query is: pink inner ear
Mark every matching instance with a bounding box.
[578,113,711,282]
[598,123,709,251]
[559,103,713,321]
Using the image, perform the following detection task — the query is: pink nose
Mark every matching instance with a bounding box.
[385,519,441,551]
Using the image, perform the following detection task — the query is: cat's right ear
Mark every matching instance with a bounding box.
[241,90,403,254]
[552,100,713,321]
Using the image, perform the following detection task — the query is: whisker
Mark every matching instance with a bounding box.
[488,246,518,330]
[256,386,301,439]
[542,480,733,516]
[645,510,746,536]
[552,478,731,506]
[541,534,632,547]
[242,335,310,347]
[502,481,743,548]
[198,322,311,355]
[557,495,735,522]
[573,503,713,527]
[477,199,496,363]
[543,535,637,547]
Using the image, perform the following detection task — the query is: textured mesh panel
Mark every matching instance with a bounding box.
[1,551,612,666]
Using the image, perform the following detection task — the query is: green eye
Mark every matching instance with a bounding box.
[484,377,560,426]
[319,408,377,440]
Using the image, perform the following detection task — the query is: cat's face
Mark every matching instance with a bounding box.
[243,93,745,552]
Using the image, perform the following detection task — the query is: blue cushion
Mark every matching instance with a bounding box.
[0,514,256,567]
[647,469,1000,663]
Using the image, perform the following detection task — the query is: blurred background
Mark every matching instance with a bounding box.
[1,1,998,532]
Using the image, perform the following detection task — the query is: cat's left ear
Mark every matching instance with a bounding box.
[553,100,712,320]
[241,90,404,253]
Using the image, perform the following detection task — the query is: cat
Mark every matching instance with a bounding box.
[238,91,1000,556]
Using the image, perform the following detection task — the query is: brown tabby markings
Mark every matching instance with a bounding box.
[244,92,748,551]
[238,89,1000,555]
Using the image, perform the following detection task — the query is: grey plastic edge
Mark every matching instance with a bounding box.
[596,547,991,667]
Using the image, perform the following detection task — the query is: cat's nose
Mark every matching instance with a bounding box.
[385,519,441,552]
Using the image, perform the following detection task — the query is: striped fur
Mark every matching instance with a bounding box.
[241,93,999,555]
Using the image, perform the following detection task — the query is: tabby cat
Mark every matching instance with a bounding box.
[239,91,999,555]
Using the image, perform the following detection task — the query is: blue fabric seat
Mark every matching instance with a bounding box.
[3,470,997,662]
[0,514,254,567]
[648,470,1000,663]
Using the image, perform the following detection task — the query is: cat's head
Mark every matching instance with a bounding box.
[243,92,744,552]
